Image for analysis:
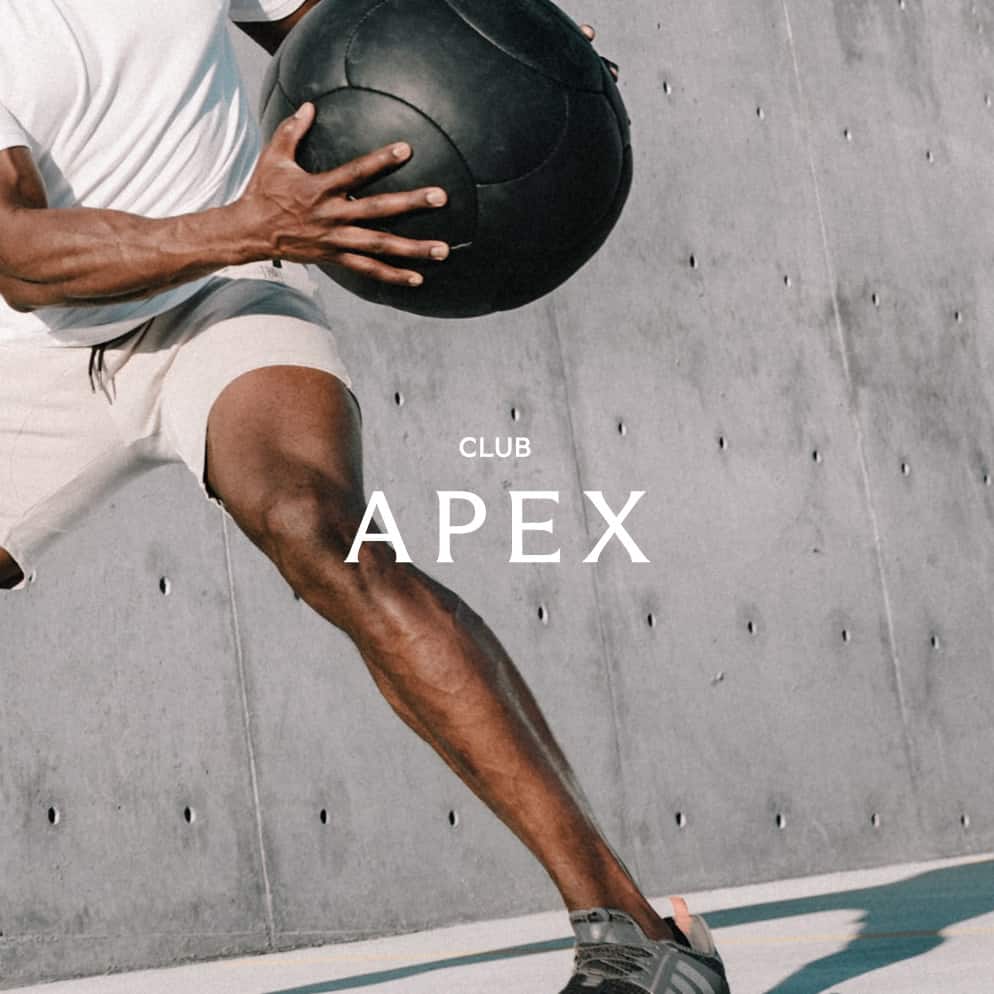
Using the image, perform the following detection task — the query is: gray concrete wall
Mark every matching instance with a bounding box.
[3,0,994,986]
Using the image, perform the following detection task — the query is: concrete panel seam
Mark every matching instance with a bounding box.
[0,929,267,944]
[546,294,638,876]
[779,0,921,821]
[222,509,277,948]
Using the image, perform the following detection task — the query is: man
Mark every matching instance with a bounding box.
[0,2,729,992]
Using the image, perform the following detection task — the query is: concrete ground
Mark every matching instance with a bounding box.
[9,852,993,994]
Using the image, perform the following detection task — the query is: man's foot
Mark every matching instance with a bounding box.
[559,898,730,994]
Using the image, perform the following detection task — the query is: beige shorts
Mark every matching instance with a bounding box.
[0,261,354,589]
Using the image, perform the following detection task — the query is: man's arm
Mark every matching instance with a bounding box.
[0,147,257,312]
[233,0,322,56]
[0,105,448,313]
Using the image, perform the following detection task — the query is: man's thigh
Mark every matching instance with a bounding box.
[0,341,138,585]
[0,262,355,584]
[204,364,364,544]
[155,270,357,505]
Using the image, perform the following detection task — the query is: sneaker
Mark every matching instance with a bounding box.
[559,897,730,993]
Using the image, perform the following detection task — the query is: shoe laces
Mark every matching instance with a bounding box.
[575,940,653,979]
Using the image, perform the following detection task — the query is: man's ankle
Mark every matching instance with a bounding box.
[568,898,681,944]
[625,905,682,944]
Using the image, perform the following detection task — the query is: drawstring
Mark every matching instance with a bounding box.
[87,319,153,403]
[88,341,112,401]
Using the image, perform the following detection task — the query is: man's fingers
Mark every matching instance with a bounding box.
[251,128,449,278]
[316,141,413,193]
[268,102,316,159]
[333,227,449,260]
[336,186,448,220]
[331,251,427,286]
[580,23,619,78]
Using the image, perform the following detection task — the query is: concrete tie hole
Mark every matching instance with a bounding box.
[393,391,404,407]
[954,310,964,324]
[448,809,459,828]
[510,406,521,422]
[925,149,934,163]
[717,434,728,452]
[48,806,60,827]
[756,106,765,121]
[783,274,792,288]
[617,420,627,437]
[184,806,197,825]
[319,808,329,826]
[746,620,757,636]
[983,471,992,488]
[775,812,787,830]
[961,813,971,830]
[841,628,852,644]
[158,576,171,596]
[901,461,911,477]
[689,253,698,270]
[646,611,657,629]
[872,292,881,307]
[871,812,881,829]
[930,633,941,651]
[537,603,549,625]
[662,80,672,96]
[843,127,853,142]
[675,811,687,829]
[812,449,823,464]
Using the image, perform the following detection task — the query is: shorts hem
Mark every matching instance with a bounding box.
[180,357,361,501]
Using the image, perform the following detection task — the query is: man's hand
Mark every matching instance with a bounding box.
[579,23,620,80]
[0,18,609,313]
[234,103,449,287]
[0,106,450,313]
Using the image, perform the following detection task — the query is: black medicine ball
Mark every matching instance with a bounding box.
[259,0,633,318]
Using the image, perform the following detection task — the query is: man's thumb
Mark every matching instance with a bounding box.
[272,102,315,156]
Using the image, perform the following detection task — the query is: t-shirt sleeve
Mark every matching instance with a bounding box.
[0,103,28,153]
[229,0,308,22]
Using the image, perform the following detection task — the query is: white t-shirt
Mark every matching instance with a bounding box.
[0,0,305,346]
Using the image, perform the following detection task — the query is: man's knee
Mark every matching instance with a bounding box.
[0,548,25,589]
[259,486,391,595]
[256,485,461,639]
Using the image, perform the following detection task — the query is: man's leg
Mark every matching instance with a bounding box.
[0,548,23,589]
[205,364,675,941]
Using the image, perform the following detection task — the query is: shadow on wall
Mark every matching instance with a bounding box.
[262,860,994,994]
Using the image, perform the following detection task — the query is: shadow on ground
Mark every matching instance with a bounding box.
[705,858,994,993]
[265,860,994,994]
